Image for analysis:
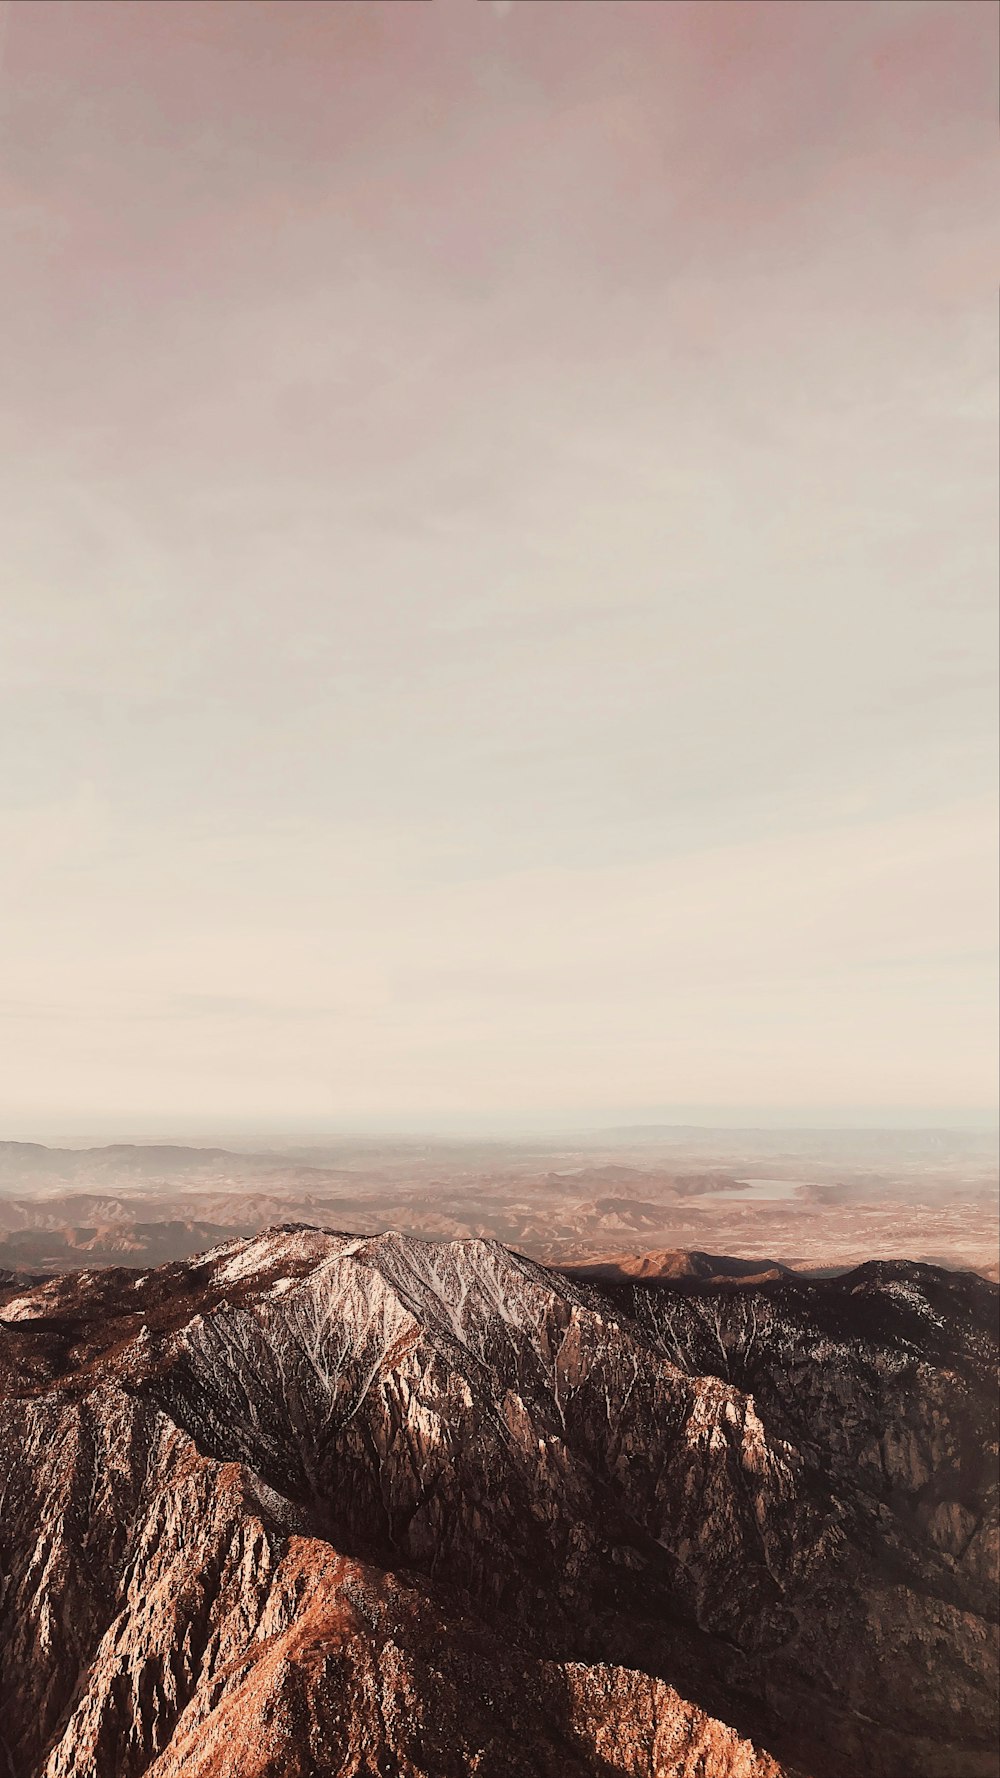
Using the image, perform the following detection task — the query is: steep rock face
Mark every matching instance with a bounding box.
[0,1228,996,1778]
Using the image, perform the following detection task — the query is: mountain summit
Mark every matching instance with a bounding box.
[0,1227,996,1777]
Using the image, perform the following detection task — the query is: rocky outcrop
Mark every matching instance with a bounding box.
[0,1229,996,1777]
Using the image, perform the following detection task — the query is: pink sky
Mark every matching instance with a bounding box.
[1,0,996,1131]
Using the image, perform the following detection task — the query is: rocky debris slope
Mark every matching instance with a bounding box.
[0,1228,996,1778]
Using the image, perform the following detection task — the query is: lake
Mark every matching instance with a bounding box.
[693,1177,806,1205]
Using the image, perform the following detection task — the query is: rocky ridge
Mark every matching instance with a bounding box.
[0,1226,996,1777]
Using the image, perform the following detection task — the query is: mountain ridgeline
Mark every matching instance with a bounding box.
[0,1227,996,1777]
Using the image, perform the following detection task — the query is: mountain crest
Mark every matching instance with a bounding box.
[0,1230,996,1777]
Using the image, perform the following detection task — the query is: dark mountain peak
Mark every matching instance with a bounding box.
[0,1230,996,1778]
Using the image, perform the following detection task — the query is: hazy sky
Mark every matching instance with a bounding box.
[1,0,997,1134]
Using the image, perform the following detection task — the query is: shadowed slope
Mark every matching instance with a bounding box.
[0,1228,996,1777]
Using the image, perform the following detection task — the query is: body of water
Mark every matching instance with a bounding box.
[693,1177,807,1205]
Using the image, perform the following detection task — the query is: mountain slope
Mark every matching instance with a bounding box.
[0,1228,996,1777]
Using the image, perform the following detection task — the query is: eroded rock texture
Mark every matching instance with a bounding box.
[0,1229,996,1777]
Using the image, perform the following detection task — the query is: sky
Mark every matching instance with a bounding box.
[0,0,997,1136]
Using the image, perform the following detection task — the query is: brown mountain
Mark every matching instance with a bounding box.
[559,1248,798,1284]
[0,1228,996,1777]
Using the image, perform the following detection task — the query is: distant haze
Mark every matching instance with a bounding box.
[1,0,997,1131]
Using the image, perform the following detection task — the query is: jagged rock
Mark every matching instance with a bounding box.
[0,1228,996,1777]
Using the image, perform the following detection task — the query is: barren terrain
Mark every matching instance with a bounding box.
[0,1225,997,1776]
[1,1127,996,1279]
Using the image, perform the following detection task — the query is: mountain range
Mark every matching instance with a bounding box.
[0,1226,996,1776]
